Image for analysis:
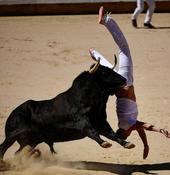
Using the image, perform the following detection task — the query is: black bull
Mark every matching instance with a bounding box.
[0,63,135,159]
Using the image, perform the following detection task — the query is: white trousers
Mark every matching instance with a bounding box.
[104,16,134,86]
[104,17,138,130]
[132,0,155,24]
[91,16,134,86]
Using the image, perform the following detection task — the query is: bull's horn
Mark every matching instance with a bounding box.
[89,58,100,74]
[112,54,118,70]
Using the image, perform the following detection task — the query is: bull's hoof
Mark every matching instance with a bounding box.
[100,141,112,148]
[30,149,41,158]
[124,142,135,149]
[21,145,33,158]
[20,146,41,159]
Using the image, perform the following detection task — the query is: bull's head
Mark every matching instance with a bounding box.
[89,58,126,93]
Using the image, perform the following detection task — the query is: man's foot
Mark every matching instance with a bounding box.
[98,6,111,25]
[132,19,137,28]
[98,6,104,24]
[89,48,113,68]
[144,23,155,29]
[89,48,96,61]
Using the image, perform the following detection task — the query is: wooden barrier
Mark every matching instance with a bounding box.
[0,1,170,16]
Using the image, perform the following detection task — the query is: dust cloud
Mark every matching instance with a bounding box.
[0,146,88,175]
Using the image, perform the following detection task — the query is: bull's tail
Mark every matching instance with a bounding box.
[0,129,27,159]
[0,137,15,160]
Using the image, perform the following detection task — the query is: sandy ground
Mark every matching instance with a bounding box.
[0,13,170,175]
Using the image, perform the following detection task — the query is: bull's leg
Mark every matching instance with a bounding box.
[0,128,36,159]
[16,132,40,155]
[45,142,57,154]
[15,145,25,154]
[102,130,135,149]
[84,127,112,148]
[15,144,36,155]
[16,145,41,159]
[99,120,135,149]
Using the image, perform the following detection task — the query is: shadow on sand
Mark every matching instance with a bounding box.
[63,161,170,175]
[137,26,170,29]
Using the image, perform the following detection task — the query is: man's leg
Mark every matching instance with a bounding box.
[89,48,113,69]
[144,0,155,28]
[131,0,144,27]
[99,6,134,86]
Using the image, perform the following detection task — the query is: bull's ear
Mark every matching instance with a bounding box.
[112,54,117,70]
[89,58,100,74]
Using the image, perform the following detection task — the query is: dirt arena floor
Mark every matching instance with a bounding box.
[0,13,170,175]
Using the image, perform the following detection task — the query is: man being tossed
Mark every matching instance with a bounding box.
[89,6,170,159]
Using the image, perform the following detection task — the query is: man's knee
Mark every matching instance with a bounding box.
[151,2,156,11]
[137,6,144,13]
[146,0,156,11]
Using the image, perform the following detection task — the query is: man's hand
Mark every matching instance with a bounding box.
[160,129,170,138]
[143,145,149,159]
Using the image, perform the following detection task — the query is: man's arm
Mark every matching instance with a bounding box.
[136,127,149,159]
[136,121,170,138]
